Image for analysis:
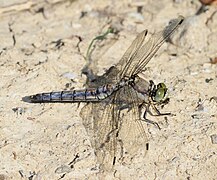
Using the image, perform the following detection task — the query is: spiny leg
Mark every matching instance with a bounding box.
[150,103,171,116]
[139,103,161,130]
[139,101,171,129]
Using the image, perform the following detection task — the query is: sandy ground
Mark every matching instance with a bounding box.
[0,0,217,179]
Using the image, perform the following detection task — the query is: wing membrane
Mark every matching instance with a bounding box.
[80,84,147,171]
[118,85,148,158]
[117,16,184,78]
[80,98,118,171]
[115,30,148,79]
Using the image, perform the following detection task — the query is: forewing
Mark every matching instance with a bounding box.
[117,85,148,161]
[83,30,148,87]
[118,16,184,77]
[115,30,148,79]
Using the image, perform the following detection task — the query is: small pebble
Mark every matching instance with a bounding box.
[210,134,217,144]
[55,165,72,174]
[61,72,77,80]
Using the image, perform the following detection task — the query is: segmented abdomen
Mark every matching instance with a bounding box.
[22,83,121,103]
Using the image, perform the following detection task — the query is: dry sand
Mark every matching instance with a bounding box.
[0,0,216,179]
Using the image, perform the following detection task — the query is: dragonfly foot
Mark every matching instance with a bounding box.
[142,118,161,130]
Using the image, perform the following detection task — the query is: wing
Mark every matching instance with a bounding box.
[80,95,121,172]
[115,29,148,79]
[115,85,149,163]
[116,16,184,78]
[84,16,184,87]
[80,84,147,171]
[84,30,148,87]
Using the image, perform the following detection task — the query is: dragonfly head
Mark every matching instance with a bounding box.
[152,83,168,103]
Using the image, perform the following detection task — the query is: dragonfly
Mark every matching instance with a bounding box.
[22,16,184,172]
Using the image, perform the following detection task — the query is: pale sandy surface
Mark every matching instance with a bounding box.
[0,0,217,179]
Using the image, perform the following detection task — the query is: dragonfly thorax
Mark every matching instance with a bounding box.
[129,76,168,103]
[119,75,136,86]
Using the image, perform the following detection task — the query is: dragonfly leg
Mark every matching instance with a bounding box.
[139,103,161,129]
[139,101,171,129]
[150,103,171,116]
[143,111,161,130]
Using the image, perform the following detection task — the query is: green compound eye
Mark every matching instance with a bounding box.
[153,83,167,103]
